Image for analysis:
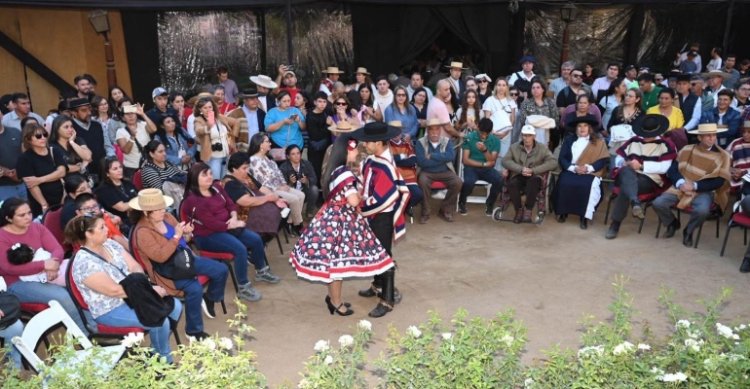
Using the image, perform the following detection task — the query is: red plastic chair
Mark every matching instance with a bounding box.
[720,211,750,257]
[65,257,181,345]
[41,206,72,253]
[132,169,144,191]
[129,226,227,314]
[179,206,239,293]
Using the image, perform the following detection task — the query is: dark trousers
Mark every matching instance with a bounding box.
[740,197,750,258]
[307,143,328,188]
[418,170,462,216]
[459,166,504,207]
[611,166,657,223]
[407,184,423,209]
[507,175,543,210]
[369,211,395,304]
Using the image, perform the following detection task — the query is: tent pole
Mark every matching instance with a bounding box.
[286,0,293,64]
[723,0,734,52]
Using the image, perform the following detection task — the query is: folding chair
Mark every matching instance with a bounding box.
[458,157,491,204]
[603,186,664,234]
[132,169,144,191]
[12,300,126,375]
[655,203,722,249]
[720,210,750,257]
[129,226,227,315]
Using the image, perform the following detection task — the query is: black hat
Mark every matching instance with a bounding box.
[624,65,637,72]
[566,114,599,128]
[351,122,401,142]
[676,74,692,83]
[632,114,670,138]
[238,87,258,99]
[68,98,90,109]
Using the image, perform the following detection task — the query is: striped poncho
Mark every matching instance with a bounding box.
[616,136,677,187]
[360,151,411,241]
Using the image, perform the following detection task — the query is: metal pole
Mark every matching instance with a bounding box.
[103,32,118,89]
[722,0,735,53]
[286,0,293,65]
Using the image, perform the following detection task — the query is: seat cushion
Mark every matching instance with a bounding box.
[96,324,145,335]
[20,302,49,313]
[198,250,234,261]
[732,212,750,227]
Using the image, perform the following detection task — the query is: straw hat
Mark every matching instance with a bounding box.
[128,188,174,211]
[525,115,556,129]
[322,66,345,75]
[688,123,727,135]
[701,70,731,80]
[444,61,468,70]
[387,120,403,128]
[249,74,278,89]
[328,121,357,134]
[426,118,446,127]
[354,67,370,75]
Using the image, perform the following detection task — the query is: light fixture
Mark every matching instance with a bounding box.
[560,3,578,24]
[88,10,110,34]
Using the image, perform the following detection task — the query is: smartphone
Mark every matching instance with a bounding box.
[123,105,138,114]
[290,114,298,120]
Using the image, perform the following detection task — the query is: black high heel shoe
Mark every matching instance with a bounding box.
[325,296,353,316]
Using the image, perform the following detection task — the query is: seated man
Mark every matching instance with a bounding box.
[727,121,750,191]
[458,118,504,216]
[388,121,423,217]
[502,125,557,223]
[415,118,463,223]
[700,89,742,148]
[653,123,731,247]
[606,115,678,239]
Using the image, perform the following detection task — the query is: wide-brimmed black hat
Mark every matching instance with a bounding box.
[566,114,599,128]
[632,114,670,138]
[68,97,91,109]
[351,122,400,142]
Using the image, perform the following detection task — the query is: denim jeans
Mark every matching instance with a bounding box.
[0,183,27,202]
[172,256,228,334]
[460,166,504,207]
[194,230,268,285]
[96,299,182,363]
[8,281,93,336]
[653,191,714,234]
[0,319,23,369]
[207,157,227,181]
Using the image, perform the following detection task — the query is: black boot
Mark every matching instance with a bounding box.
[741,257,750,273]
[359,274,382,298]
[664,218,681,238]
[369,269,394,318]
[605,221,620,239]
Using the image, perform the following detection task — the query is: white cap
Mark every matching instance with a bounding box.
[151,87,168,100]
[521,125,536,135]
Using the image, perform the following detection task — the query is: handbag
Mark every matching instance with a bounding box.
[154,246,197,280]
[0,292,21,330]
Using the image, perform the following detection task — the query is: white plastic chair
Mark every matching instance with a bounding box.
[11,300,126,375]
[458,156,491,204]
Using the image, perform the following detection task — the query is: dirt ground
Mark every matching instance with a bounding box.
[200,200,750,387]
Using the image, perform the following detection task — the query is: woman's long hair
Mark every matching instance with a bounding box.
[459,90,482,125]
[603,76,627,98]
[155,115,188,151]
[321,135,352,197]
[247,133,267,157]
[356,83,374,109]
[184,162,211,198]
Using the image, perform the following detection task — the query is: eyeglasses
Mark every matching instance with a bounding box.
[34,132,48,139]
[334,102,347,106]
[78,205,100,213]
[510,93,519,97]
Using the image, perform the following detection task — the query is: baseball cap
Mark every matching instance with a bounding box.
[152,87,168,100]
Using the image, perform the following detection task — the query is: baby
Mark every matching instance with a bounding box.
[6,243,68,286]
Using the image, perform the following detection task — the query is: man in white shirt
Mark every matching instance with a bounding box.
[623,65,639,90]
[705,71,728,108]
[249,74,278,112]
[549,61,575,99]
[508,56,536,97]
[673,42,702,72]
[444,62,467,99]
[706,47,723,72]
[591,63,620,100]
[373,76,394,119]
[1,93,44,130]
[319,66,344,96]
[406,72,434,101]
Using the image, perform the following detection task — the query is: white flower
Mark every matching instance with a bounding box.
[657,372,688,383]
[313,340,330,353]
[187,336,197,344]
[121,332,144,348]
[739,324,747,330]
[202,338,216,350]
[687,329,701,339]
[218,337,233,350]
[577,345,604,359]
[684,338,703,352]
[501,334,515,348]
[650,367,665,376]
[407,325,422,338]
[358,319,372,332]
[613,341,635,355]
[298,378,311,389]
[323,355,333,365]
[441,332,452,341]
[717,323,736,339]
[524,377,535,388]
[637,343,651,351]
[338,334,354,348]
[675,319,691,329]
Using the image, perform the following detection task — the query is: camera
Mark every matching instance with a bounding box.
[211,143,223,152]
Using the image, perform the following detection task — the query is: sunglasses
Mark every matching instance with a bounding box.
[510,93,519,96]
[34,132,48,139]
[334,102,347,106]
[477,80,488,83]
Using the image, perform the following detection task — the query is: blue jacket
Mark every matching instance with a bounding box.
[700,107,741,147]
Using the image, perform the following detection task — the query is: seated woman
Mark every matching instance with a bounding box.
[129,188,227,339]
[155,115,195,170]
[66,214,182,362]
[553,115,610,229]
[279,145,320,218]
[95,157,139,234]
[0,198,92,335]
[562,94,602,136]
[223,152,287,238]
[248,133,306,236]
[16,123,67,217]
[141,140,186,210]
[182,163,280,302]
[60,173,92,229]
[49,115,92,180]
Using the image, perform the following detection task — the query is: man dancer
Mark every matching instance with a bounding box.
[353,122,410,318]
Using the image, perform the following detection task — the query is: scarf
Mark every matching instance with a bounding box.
[575,137,610,177]
[666,144,731,209]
